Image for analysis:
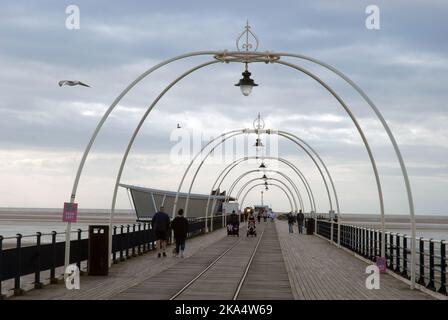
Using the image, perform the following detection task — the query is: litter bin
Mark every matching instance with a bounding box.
[88,225,109,276]
[306,218,315,235]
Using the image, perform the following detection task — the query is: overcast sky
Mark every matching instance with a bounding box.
[0,0,447,215]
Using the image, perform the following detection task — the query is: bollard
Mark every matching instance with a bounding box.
[50,231,58,284]
[34,232,44,289]
[426,240,436,291]
[14,234,24,296]
[418,238,425,285]
[438,241,447,295]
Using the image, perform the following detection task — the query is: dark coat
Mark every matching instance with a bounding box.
[152,211,170,232]
[171,216,189,239]
[287,214,295,224]
[229,213,239,226]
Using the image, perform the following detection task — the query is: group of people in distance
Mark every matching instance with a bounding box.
[243,208,276,223]
[151,206,188,258]
[287,210,305,234]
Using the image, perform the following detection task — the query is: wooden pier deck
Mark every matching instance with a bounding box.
[11,220,433,300]
[276,220,432,300]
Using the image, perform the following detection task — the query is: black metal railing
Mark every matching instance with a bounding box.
[316,220,447,296]
[0,215,225,298]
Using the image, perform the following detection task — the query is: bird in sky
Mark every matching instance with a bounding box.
[58,80,90,87]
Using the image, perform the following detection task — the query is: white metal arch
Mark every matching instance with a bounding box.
[223,169,301,209]
[179,129,338,224]
[236,177,299,211]
[240,182,293,212]
[64,50,416,287]
[205,156,316,220]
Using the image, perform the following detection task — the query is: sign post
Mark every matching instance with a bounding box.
[376,256,387,273]
[63,202,78,275]
[63,202,78,223]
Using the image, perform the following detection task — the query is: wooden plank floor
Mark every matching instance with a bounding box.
[112,234,244,300]
[276,220,433,300]
[116,222,293,300]
[11,226,230,300]
[236,221,294,300]
[174,228,262,300]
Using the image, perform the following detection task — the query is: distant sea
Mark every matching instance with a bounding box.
[0,208,447,242]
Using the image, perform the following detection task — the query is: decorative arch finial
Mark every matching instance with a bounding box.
[253,112,265,130]
[236,20,259,52]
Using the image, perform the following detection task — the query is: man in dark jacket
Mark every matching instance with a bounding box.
[152,206,171,258]
[297,210,305,234]
[171,209,189,258]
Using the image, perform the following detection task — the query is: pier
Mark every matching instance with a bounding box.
[0,17,446,303]
[3,219,443,300]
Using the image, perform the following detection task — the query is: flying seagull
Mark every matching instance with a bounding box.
[58,80,90,87]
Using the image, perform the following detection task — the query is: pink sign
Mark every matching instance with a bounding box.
[376,256,387,273]
[63,202,78,223]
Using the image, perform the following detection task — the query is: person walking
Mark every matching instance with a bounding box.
[287,212,295,234]
[297,210,305,234]
[248,210,255,223]
[257,210,262,224]
[171,208,189,258]
[152,205,171,258]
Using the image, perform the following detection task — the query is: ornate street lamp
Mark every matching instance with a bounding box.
[235,63,258,96]
[254,137,264,148]
[234,21,259,96]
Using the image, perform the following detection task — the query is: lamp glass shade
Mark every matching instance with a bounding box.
[240,85,252,96]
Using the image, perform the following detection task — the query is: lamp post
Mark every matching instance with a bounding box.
[261,190,264,206]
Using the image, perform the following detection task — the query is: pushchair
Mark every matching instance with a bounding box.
[247,220,257,237]
[227,213,240,236]
[227,222,239,236]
